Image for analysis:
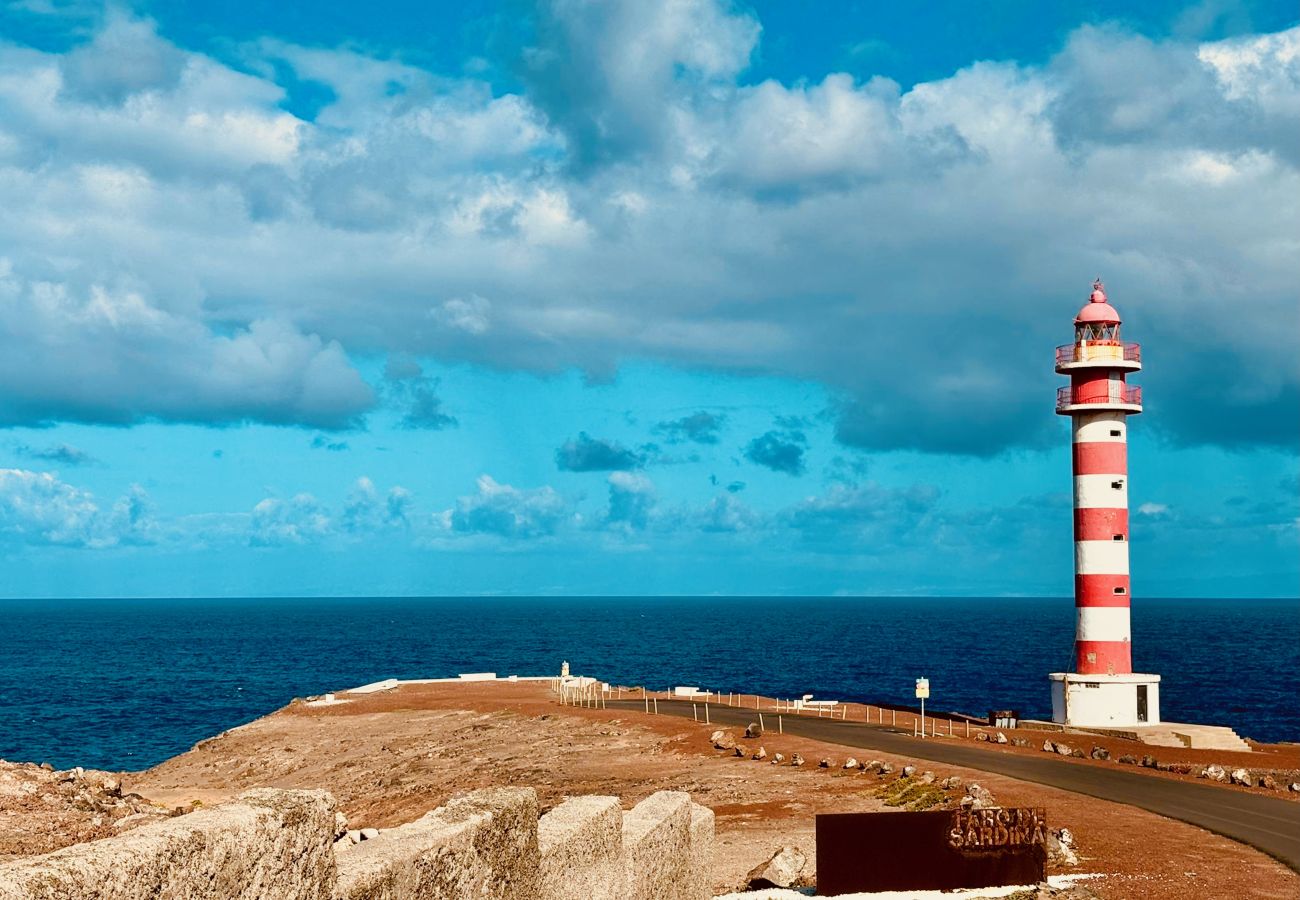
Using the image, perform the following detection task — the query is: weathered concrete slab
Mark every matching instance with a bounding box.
[536,795,622,900]
[0,789,337,900]
[333,787,539,900]
[621,790,692,900]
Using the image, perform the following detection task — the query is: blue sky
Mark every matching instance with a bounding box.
[0,0,1296,598]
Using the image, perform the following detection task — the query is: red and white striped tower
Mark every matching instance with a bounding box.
[1050,280,1161,727]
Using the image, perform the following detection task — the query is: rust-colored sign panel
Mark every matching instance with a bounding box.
[815,807,1046,895]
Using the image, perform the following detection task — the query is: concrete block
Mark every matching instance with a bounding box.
[621,791,692,900]
[536,796,623,900]
[687,802,715,900]
[333,787,539,900]
[0,789,337,900]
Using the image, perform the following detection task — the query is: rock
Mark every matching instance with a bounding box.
[866,760,884,773]
[1154,761,1170,771]
[711,731,737,751]
[347,829,362,844]
[744,723,763,739]
[919,771,936,784]
[940,776,962,790]
[101,777,122,798]
[995,732,1009,744]
[1012,738,1031,748]
[359,827,380,841]
[771,753,784,765]
[1117,754,1138,765]
[1169,763,1194,775]
[1230,768,1252,787]
[745,845,807,890]
[843,758,859,770]
[901,765,917,778]
[40,762,54,771]
[1090,746,1110,760]
[878,763,894,775]
[1289,782,1300,793]
[964,783,995,809]
[975,732,990,742]
[1053,742,1075,756]
[1046,827,1079,866]
[334,811,349,840]
[734,746,747,758]
[753,747,767,760]
[1258,774,1278,790]
[1140,755,1158,768]
[1042,740,1056,753]
[790,754,805,767]
[818,758,833,769]
[1201,764,1228,782]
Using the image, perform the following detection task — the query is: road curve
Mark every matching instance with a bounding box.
[607,699,1300,872]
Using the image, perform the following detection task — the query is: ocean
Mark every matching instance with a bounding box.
[1,596,1296,771]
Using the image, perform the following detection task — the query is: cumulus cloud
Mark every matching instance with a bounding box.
[0,468,155,547]
[555,433,644,471]
[341,477,412,533]
[605,471,655,531]
[654,410,725,444]
[0,6,1294,452]
[744,429,807,475]
[699,492,758,532]
[449,475,569,538]
[249,493,331,546]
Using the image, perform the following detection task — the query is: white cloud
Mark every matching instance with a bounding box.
[0,468,155,547]
[0,8,1294,450]
[448,475,571,538]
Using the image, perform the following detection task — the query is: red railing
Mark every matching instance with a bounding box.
[1057,385,1142,410]
[1055,342,1141,366]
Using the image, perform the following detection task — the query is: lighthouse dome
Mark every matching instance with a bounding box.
[1075,280,1121,325]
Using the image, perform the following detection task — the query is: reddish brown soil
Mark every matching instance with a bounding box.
[114,681,1298,899]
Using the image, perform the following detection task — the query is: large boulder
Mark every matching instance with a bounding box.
[962,784,995,810]
[1201,764,1227,782]
[745,846,807,890]
[1089,746,1110,761]
[744,723,763,739]
[710,731,736,751]
[789,754,805,767]
[752,747,767,761]
[1230,768,1252,787]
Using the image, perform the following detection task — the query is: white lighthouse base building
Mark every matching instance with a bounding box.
[1049,672,1161,727]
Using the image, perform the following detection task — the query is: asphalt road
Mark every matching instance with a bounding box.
[607,699,1300,872]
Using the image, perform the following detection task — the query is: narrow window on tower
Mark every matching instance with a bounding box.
[1111,480,1124,489]
[1110,429,1122,437]
[1113,534,1125,541]
[1113,586,1127,595]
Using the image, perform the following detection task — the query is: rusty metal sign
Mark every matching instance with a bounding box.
[815,807,1046,895]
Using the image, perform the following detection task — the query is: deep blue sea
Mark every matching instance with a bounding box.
[1,596,1296,771]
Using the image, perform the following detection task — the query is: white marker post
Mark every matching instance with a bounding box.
[915,678,930,740]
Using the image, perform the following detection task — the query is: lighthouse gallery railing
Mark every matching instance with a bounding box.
[1055,342,1142,366]
[1056,385,1142,410]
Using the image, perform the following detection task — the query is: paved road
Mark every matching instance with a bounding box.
[607,699,1300,872]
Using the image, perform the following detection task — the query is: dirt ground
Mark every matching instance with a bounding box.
[107,681,1298,899]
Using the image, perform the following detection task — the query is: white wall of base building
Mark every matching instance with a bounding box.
[1049,673,1161,727]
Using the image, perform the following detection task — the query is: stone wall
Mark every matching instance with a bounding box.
[0,789,337,900]
[0,786,714,900]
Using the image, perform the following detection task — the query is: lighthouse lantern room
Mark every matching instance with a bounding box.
[1049,280,1161,728]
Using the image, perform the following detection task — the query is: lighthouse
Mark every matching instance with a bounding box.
[1049,280,1161,727]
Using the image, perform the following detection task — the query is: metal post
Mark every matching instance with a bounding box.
[966,720,970,738]
[759,713,765,731]
[779,716,783,734]
[921,696,926,739]
[693,703,698,722]
[892,709,896,727]
[653,697,658,714]
[705,703,710,725]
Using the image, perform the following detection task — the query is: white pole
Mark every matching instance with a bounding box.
[705,703,710,725]
[920,696,926,739]
[759,713,765,731]
[645,695,649,713]
[653,697,658,714]
[693,703,698,722]
[779,716,783,734]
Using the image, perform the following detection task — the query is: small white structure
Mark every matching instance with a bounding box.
[1049,673,1160,727]
[561,660,570,678]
